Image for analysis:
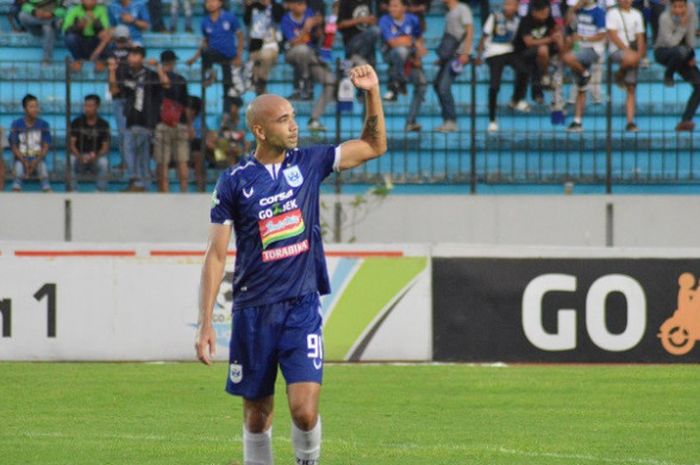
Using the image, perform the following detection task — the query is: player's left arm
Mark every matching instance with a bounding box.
[338,65,387,171]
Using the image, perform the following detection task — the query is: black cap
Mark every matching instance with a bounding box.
[160,50,178,62]
[129,45,146,57]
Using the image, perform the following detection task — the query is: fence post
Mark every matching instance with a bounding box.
[333,58,343,243]
[605,59,612,194]
[200,65,207,191]
[469,58,477,194]
[65,57,73,192]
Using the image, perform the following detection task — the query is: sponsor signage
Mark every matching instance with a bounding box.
[433,258,700,362]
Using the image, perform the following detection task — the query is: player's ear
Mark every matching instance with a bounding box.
[252,123,265,141]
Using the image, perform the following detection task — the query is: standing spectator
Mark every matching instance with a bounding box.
[107,25,132,171]
[281,0,336,131]
[478,0,529,132]
[63,0,112,72]
[607,0,644,132]
[8,94,52,192]
[186,0,245,113]
[148,0,166,32]
[69,94,111,191]
[655,0,699,131]
[337,0,380,66]
[561,0,606,132]
[108,0,150,45]
[244,0,285,94]
[170,0,193,32]
[153,50,190,192]
[379,0,427,131]
[514,0,563,104]
[432,0,473,133]
[108,46,170,191]
[185,96,206,191]
[18,0,65,65]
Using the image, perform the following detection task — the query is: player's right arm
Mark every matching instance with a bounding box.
[196,223,232,366]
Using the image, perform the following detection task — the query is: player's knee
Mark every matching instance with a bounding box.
[291,406,318,431]
[244,400,274,433]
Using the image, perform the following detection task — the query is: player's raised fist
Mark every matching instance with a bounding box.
[349,65,379,91]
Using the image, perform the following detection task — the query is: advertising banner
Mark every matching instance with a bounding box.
[0,243,431,361]
[433,257,700,363]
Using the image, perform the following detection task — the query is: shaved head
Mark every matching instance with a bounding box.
[246,94,291,131]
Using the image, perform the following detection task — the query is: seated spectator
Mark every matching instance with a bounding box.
[170,0,193,32]
[379,0,428,132]
[337,0,380,67]
[513,0,563,105]
[185,96,206,191]
[561,0,606,132]
[186,0,245,113]
[108,46,170,192]
[244,0,285,95]
[478,0,529,133]
[281,0,336,131]
[607,0,644,132]
[205,105,251,169]
[432,0,473,133]
[154,50,190,193]
[69,94,110,191]
[63,0,112,72]
[655,0,700,131]
[18,0,65,65]
[8,94,52,192]
[108,0,150,45]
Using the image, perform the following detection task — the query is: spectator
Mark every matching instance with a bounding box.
[108,0,150,45]
[478,0,529,132]
[337,0,380,66]
[432,0,473,133]
[607,0,644,132]
[170,0,193,32]
[632,0,664,45]
[185,96,206,191]
[18,0,65,65]
[514,0,563,105]
[69,94,110,191]
[281,0,336,131]
[106,25,132,170]
[186,0,245,113]
[153,50,190,192]
[108,46,170,191]
[8,94,52,192]
[655,0,699,131]
[379,0,428,132]
[244,0,285,94]
[205,104,251,169]
[148,0,166,32]
[63,0,112,72]
[9,0,25,31]
[562,0,606,132]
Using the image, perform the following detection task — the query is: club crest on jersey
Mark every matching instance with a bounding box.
[283,165,304,187]
[229,363,243,384]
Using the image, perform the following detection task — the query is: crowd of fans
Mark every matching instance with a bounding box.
[2,0,700,192]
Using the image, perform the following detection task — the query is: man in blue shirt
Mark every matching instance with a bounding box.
[8,94,52,192]
[195,64,386,465]
[379,0,427,131]
[108,0,150,45]
[281,0,336,131]
[186,0,245,113]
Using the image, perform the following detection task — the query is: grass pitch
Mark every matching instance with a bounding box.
[0,363,698,465]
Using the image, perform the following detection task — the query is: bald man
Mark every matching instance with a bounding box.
[196,64,386,465]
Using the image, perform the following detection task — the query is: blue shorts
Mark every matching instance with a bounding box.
[226,292,324,399]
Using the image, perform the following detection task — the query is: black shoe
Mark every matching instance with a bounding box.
[576,71,591,88]
[566,121,583,133]
[664,75,675,87]
[398,82,408,95]
[625,122,639,132]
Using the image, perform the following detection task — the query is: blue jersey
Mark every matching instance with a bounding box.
[202,11,241,58]
[379,13,422,43]
[8,117,52,156]
[108,0,150,43]
[575,5,606,54]
[280,8,316,45]
[211,145,340,309]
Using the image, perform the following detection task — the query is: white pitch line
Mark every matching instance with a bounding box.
[495,446,699,465]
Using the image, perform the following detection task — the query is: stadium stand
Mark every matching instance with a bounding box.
[1,0,700,192]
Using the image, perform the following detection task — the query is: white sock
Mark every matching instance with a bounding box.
[291,416,321,465]
[243,426,273,465]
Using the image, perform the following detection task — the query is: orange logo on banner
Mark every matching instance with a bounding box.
[658,273,700,355]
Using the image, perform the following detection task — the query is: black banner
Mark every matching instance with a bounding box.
[433,258,700,363]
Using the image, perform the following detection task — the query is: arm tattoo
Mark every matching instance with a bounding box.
[365,115,378,140]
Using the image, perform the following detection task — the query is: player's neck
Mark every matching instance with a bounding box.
[253,145,286,165]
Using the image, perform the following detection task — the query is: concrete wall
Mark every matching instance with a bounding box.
[0,192,697,247]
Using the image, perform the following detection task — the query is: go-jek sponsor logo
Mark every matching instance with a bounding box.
[258,198,298,220]
[658,273,700,355]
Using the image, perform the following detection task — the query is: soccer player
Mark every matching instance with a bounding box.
[195,64,386,465]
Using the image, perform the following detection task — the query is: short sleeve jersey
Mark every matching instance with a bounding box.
[281,8,316,45]
[202,11,241,58]
[482,11,521,58]
[108,0,150,43]
[8,118,52,156]
[575,5,606,55]
[605,7,644,53]
[379,13,422,42]
[210,145,340,309]
[513,12,556,52]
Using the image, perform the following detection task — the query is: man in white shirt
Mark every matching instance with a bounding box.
[606,0,645,132]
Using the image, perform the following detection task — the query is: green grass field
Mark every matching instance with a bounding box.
[0,363,698,465]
